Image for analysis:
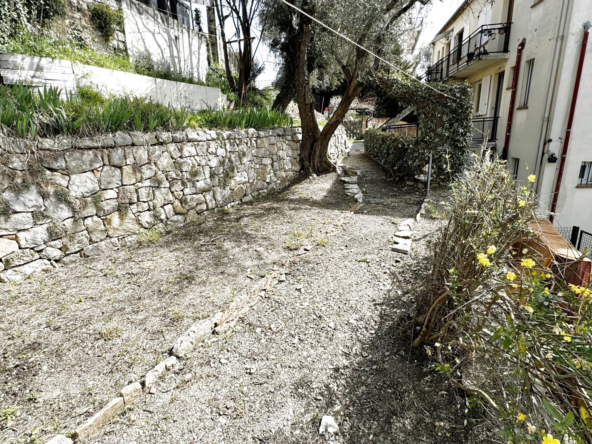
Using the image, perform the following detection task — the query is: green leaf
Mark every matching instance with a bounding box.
[502,336,512,349]
[491,330,502,342]
[543,398,563,421]
[564,412,575,427]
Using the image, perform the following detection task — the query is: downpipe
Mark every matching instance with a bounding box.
[549,22,590,222]
[502,39,526,160]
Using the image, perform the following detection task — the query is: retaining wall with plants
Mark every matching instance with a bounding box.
[0,127,310,283]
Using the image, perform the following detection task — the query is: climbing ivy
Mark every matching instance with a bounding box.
[364,79,473,182]
[0,0,66,44]
[90,3,124,42]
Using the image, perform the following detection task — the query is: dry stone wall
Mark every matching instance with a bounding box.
[0,128,306,283]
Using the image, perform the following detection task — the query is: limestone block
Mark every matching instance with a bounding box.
[101,190,117,200]
[156,132,172,144]
[40,247,63,261]
[2,185,43,212]
[99,166,122,189]
[75,136,114,149]
[147,146,164,163]
[118,186,137,204]
[97,199,118,217]
[108,148,126,167]
[120,382,142,405]
[171,316,221,358]
[181,194,205,209]
[153,188,174,207]
[84,216,108,242]
[132,146,149,166]
[167,214,185,230]
[204,191,215,209]
[173,200,187,214]
[121,165,142,185]
[172,131,187,143]
[194,180,213,193]
[140,163,157,180]
[69,173,100,197]
[167,143,181,159]
[38,138,71,151]
[145,356,177,388]
[130,131,157,146]
[44,172,70,188]
[0,238,19,258]
[44,194,75,222]
[169,180,184,193]
[137,187,154,202]
[175,158,192,172]
[137,211,157,228]
[0,213,34,235]
[187,165,204,181]
[163,204,175,219]
[155,152,174,171]
[232,185,246,201]
[180,143,197,157]
[104,212,139,237]
[65,151,103,174]
[0,259,52,283]
[74,397,125,440]
[113,131,133,147]
[61,231,90,254]
[16,225,50,248]
[2,249,38,269]
[83,238,119,257]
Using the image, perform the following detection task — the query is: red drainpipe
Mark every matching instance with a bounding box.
[502,39,526,160]
[550,23,590,223]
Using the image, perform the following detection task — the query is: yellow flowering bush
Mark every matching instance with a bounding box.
[414,156,592,443]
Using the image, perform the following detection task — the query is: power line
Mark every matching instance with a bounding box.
[277,0,453,100]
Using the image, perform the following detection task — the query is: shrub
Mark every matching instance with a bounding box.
[0,0,66,44]
[90,3,124,41]
[364,130,417,180]
[414,155,592,442]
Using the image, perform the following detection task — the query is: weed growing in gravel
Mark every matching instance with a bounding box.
[138,228,162,244]
[169,308,186,322]
[0,407,19,426]
[99,325,123,340]
[286,224,326,250]
[356,257,370,263]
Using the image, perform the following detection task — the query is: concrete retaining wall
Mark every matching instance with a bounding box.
[0,53,224,109]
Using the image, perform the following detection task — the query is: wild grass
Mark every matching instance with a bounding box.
[0,84,293,138]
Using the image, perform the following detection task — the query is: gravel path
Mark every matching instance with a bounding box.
[75,143,485,444]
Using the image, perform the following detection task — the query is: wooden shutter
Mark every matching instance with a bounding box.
[478,75,491,116]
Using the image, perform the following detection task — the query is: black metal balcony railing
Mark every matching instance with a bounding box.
[427,23,512,83]
[472,117,500,142]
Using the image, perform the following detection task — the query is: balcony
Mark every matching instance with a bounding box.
[472,117,500,143]
[427,23,512,83]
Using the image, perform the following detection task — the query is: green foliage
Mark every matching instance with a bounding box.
[0,84,293,138]
[90,3,124,41]
[364,81,473,181]
[133,52,204,85]
[206,65,238,103]
[417,157,592,442]
[0,0,66,44]
[2,30,136,73]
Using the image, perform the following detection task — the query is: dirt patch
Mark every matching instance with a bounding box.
[1,143,488,443]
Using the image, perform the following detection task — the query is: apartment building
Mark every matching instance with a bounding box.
[427,0,592,245]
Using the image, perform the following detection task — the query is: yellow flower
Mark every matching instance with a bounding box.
[528,174,536,182]
[545,273,551,279]
[543,287,550,295]
[507,271,516,281]
[487,245,497,255]
[563,335,572,343]
[519,200,526,207]
[542,434,560,444]
[517,413,527,421]
[477,253,491,267]
[521,258,535,268]
[524,305,534,314]
[512,284,519,288]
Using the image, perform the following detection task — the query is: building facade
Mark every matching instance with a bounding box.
[427,0,592,240]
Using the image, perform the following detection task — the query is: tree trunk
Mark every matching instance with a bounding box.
[311,77,363,172]
[293,1,320,173]
[214,0,236,92]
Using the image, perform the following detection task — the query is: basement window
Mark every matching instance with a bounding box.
[578,161,592,186]
[512,157,520,180]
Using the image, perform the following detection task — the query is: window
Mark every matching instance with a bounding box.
[474,82,483,114]
[578,162,592,185]
[521,59,535,107]
[512,157,520,180]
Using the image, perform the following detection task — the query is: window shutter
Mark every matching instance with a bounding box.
[479,75,491,116]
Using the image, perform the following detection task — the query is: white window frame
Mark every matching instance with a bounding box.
[521,59,535,107]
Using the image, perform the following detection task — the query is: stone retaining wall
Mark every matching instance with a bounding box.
[0,128,308,283]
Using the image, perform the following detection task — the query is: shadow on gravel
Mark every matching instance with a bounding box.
[338,287,488,444]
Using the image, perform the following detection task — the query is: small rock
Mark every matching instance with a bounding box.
[394,230,413,239]
[319,415,339,435]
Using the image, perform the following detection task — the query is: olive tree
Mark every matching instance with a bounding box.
[262,0,430,173]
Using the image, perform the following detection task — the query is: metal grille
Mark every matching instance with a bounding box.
[577,230,592,254]
[556,226,574,242]
[472,117,500,142]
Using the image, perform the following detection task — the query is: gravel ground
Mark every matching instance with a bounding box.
[1,143,490,443]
